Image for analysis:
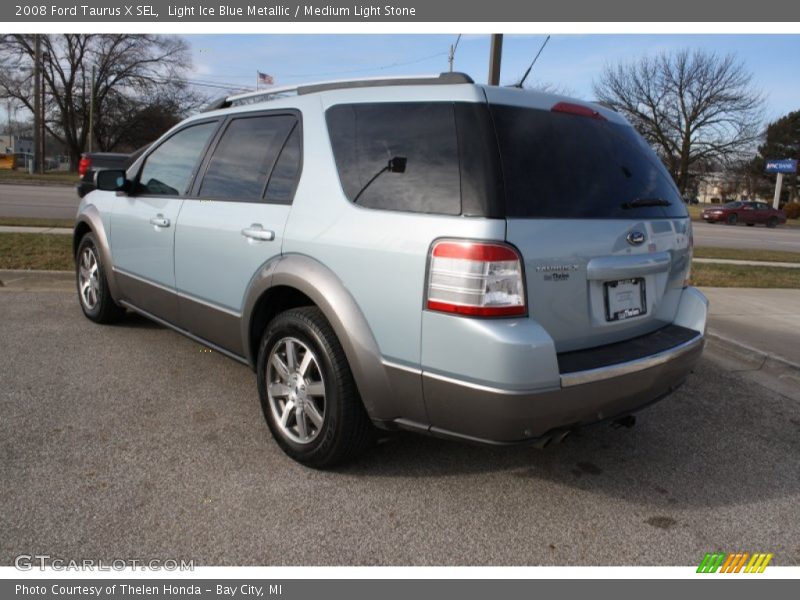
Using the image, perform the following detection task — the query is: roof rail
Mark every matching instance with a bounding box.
[202,72,474,112]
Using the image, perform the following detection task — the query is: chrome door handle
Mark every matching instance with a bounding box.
[241,224,275,242]
[149,214,170,228]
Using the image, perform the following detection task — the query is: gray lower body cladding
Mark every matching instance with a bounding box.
[392,331,704,444]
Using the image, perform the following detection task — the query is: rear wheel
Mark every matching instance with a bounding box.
[746,222,755,227]
[767,216,779,228]
[256,307,374,468]
[76,233,125,324]
[726,213,738,225]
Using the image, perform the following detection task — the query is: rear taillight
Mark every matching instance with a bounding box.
[551,101,606,120]
[78,155,91,177]
[426,240,526,317]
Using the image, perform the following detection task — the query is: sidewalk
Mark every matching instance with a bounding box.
[0,225,72,235]
[700,287,800,368]
[694,257,800,269]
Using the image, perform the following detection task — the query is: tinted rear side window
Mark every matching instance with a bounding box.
[199,114,296,200]
[326,103,462,215]
[265,124,302,204]
[491,105,687,219]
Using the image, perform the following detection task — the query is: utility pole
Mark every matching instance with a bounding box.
[488,34,503,85]
[33,34,41,174]
[88,64,95,153]
[40,54,46,174]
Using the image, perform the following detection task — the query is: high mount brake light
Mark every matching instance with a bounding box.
[551,101,606,120]
[426,240,526,317]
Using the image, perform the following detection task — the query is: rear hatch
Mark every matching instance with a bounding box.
[485,88,692,353]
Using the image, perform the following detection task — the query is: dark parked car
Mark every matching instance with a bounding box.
[702,201,787,228]
[76,146,149,198]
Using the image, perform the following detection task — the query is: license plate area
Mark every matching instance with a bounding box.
[604,278,646,322]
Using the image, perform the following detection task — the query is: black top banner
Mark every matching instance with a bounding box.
[4,0,800,22]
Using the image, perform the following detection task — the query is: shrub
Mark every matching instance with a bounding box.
[784,202,800,220]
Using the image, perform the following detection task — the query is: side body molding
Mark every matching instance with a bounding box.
[74,205,120,299]
[240,254,394,418]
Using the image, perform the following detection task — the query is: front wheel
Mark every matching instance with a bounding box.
[75,233,125,324]
[256,307,374,468]
[726,213,738,225]
[766,216,779,228]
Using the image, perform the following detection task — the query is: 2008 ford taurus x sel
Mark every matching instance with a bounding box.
[74,72,707,468]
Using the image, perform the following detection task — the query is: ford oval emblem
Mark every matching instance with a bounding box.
[626,231,646,246]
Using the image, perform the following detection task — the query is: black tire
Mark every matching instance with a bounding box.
[256,307,374,468]
[726,213,738,225]
[767,216,779,229]
[75,232,126,324]
[746,222,755,227]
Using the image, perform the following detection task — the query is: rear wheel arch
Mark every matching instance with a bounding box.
[241,255,392,419]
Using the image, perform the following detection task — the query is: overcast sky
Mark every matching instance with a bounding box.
[185,34,799,121]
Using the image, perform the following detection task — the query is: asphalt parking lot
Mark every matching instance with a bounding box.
[1,289,799,566]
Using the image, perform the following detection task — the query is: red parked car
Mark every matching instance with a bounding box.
[702,201,787,228]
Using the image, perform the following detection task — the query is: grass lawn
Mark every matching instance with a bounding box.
[0,216,74,228]
[693,246,800,264]
[0,169,76,186]
[691,262,800,288]
[0,233,73,271]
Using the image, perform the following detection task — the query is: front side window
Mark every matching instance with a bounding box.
[199,114,296,200]
[137,121,217,196]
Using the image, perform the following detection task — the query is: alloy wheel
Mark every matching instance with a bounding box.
[78,247,100,310]
[266,337,327,444]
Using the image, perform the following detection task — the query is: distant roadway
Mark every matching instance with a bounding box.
[0,184,798,252]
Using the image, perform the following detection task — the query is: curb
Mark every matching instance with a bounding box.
[705,330,800,376]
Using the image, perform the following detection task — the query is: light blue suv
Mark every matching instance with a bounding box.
[74,73,707,467]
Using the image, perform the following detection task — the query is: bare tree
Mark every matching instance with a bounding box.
[593,49,763,193]
[0,34,202,168]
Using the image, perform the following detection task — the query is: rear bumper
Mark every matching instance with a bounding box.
[415,328,703,444]
[402,287,708,445]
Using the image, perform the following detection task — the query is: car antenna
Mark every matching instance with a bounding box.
[511,35,551,89]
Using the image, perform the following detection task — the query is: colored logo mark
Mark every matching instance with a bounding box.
[697,552,773,573]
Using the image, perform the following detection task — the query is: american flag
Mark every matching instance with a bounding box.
[258,71,274,85]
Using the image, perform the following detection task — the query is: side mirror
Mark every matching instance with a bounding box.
[96,169,129,192]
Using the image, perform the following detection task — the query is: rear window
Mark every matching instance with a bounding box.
[491,105,687,219]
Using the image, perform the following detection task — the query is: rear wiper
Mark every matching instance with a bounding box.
[621,198,672,209]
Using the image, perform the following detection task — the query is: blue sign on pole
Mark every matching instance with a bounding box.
[765,159,798,174]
